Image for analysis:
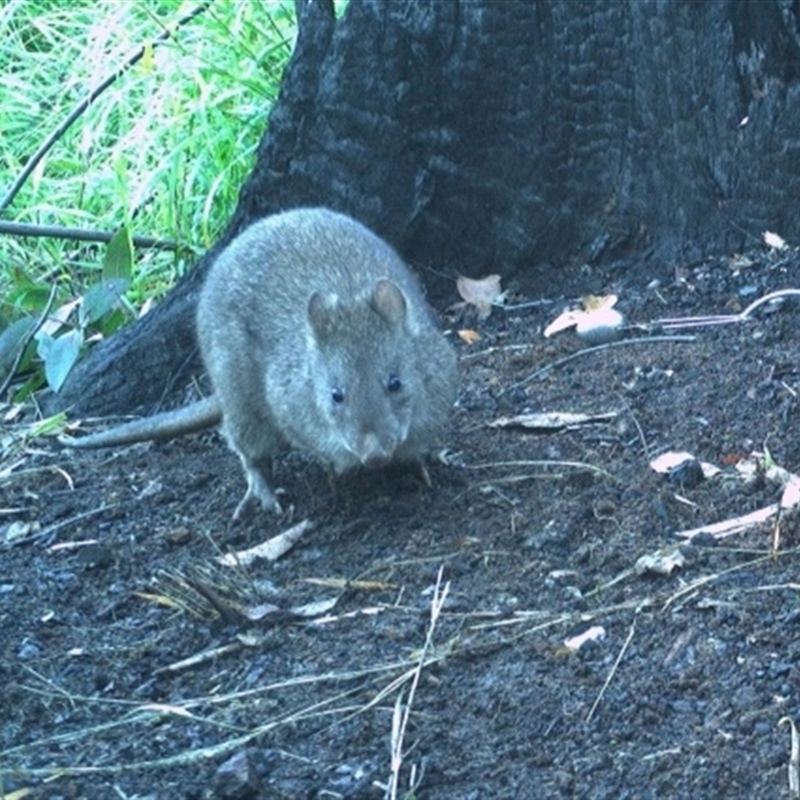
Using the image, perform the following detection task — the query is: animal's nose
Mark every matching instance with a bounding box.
[359,433,393,468]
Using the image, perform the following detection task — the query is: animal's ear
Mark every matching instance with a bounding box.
[370,279,407,326]
[307,291,337,339]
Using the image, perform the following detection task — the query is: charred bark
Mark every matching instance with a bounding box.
[53,0,800,416]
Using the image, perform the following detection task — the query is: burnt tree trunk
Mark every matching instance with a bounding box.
[53,0,800,416]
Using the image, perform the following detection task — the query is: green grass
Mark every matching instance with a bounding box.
[0,0,297,395]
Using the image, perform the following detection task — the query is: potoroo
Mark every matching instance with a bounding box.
[69,208,458,519]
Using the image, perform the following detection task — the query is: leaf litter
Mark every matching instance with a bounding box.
[3,250,800,797]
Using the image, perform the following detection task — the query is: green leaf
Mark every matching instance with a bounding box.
[79,277,130,326]
[103,225,133,281]
[96,306,128,337]
[0,317,37,373]
[29,411,69,437]
[6,268,53,309]
[13,371,46,403]
[36,329,84,392]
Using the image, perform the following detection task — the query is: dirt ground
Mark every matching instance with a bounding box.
[3,247,800,799]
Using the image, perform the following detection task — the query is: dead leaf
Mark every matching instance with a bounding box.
[649,451,695,473]
[240,603,285,622]
[456,274,503,318]
[675,504,779,540]
[727,254,754,271]
[581,293,618,312]
[3,520,41,544]
[649,451,720,478]
[304,577,399,591]
[490,411,617,431]
[162,526,192,545]
[635,547,685,576]
[564,625,606,651]
[291,597,340,617]
[3,787,33,800]
[574,306,626,344]
[134,590,186,610]
[544,294,623,342]
[543,308,580,338]
[780,475,800,513]
[778,716,800,797]
[763,230,788,250]
[720,452,748,467]
[216,519,313,566]
[458,328,482,345]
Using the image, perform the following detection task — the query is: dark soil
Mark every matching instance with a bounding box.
[4,249,800,800]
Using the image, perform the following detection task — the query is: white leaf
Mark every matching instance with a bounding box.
[763,230,788,250]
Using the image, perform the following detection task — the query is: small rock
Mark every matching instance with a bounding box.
[211,750,265,799]
[18,638,43,660]
[667,458,705,489]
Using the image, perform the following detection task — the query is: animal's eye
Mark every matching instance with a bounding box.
[387,374,402,393]
[331,387,345,404]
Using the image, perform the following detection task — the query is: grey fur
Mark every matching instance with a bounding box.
[68,395,221,448]
[69,208,458,519]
